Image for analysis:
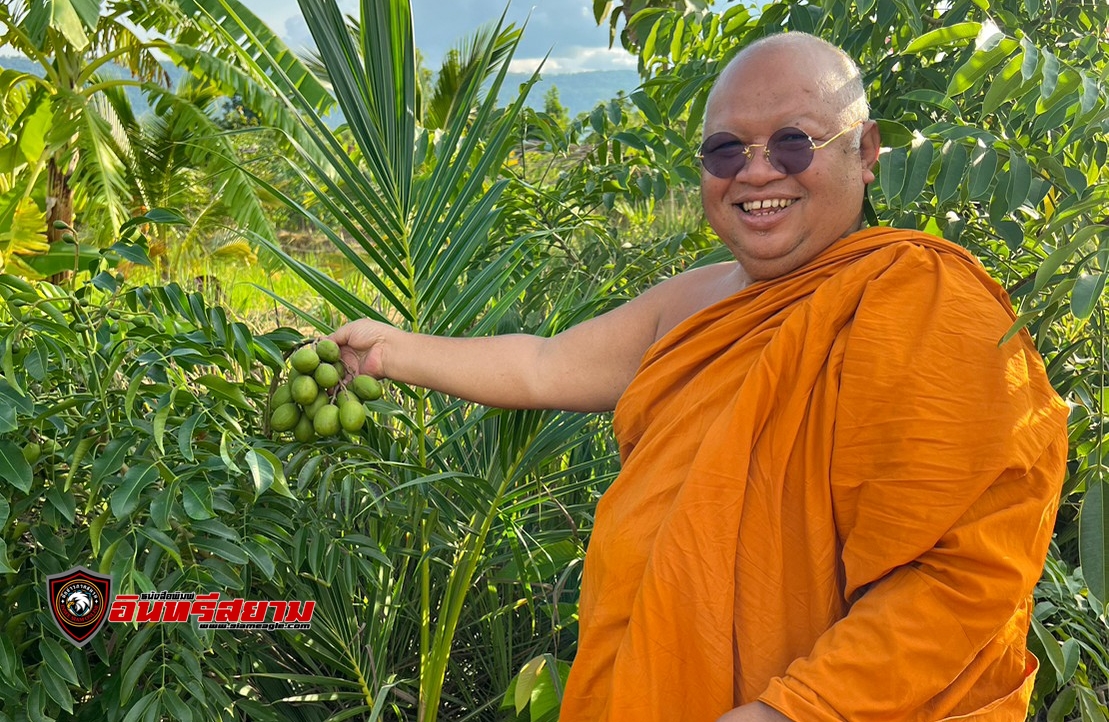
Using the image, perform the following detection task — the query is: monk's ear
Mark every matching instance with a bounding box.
[859,120,881,185]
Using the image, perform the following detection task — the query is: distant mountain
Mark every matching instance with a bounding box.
[499,69,643,117]
[0,55,640,122]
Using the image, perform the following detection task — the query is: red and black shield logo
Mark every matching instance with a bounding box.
[47,566,112,647]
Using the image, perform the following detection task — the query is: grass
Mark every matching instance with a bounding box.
[122,246,379,335]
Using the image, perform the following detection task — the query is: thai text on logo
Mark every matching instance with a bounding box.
[109,591,315,630]
[47,566,112,647]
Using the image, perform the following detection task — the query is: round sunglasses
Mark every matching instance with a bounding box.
[697,120,864,178]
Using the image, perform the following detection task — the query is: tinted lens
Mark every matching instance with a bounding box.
[699,132,747,178]
[766,127,815,174]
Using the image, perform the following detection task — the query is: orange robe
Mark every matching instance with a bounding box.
[560,228,1068,721]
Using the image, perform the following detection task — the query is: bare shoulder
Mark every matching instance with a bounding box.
[651,261,749,342]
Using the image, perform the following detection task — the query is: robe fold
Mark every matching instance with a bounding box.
[560,228,1068,721]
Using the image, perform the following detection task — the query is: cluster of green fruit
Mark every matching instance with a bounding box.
[269,339,383,441]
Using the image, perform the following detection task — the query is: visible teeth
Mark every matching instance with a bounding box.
[741,198,795,212]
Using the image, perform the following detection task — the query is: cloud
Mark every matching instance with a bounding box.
[411,0,634,72]
[283,15,316,53]
[508,46,638,74]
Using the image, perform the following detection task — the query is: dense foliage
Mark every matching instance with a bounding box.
[0,0,1106,720]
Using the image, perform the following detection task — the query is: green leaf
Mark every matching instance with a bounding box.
[948,41,1017,96]
[91,436,134,487]
[25,0,100,51]
[879,146,908,206]
[1071,271,1107,320]
[110,463,160,518]
[89,508,109,557]
[249,447,294,499]
[21,241,102,277]
[1080,478,1109,602]
[995,220,1024,251]
[196,374,250,408]
[1020,37,1040,81]
[163,690,193,722]
[107,240,153,267]
[0,635,16,681]
[529,658,570,722]
[875,119,913,148]
[120,650,156,706]
[177,412,202,462]
[245,448,276,499]
[138,526,183,568]
[39,663,74,714]
[0,496,9,529]
[192,536,248,565]
[1030,616,1066,686]
[1061,637,1080,684]
[1033,226,1104,294]
[902,22,981,53]
[1079,74,1100,115]
[153,404,170,454]
[981,54,1025,117]
[121,690,158,722]
[0,440,32,493]
[182,480,215,520]
[514,657,544,713]
[589,105,605,135]
[1040,50,1059,100]
[966,145,997,200]
[630,90,663,125]
[0,539,14,574]
[46,485,76,524]
[39,639,78,686]
[1006,153,1032,214]
[1047,687,1077,722]
[118,207,188,234]
[901,137,934,207]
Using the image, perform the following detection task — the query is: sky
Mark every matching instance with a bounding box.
[243,0,638,74]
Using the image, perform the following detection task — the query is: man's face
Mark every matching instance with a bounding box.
[700,46,880,281]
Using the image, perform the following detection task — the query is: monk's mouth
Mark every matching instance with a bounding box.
[739,198,797,216]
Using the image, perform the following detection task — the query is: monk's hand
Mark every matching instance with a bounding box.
[715,702,792,722]
[328,318,393,381]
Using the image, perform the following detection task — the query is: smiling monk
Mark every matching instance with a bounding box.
[330,32,1068,722]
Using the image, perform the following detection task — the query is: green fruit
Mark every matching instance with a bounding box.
[52,220,70,230]
[22,442,41,464]
[351,374,383,401]
[290,375,319,405]
[293,414,316,442]
[291,346,320,374]
[313,404,340,437]
[317,339,340,363]
[270,403,301,432]
[272,383,293,408]
[313,362,341,389]
[335,390,357,407]
[331,359,346,379]
[339,400,366,433]
[304,393,329,420]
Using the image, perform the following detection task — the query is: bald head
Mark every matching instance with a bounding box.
[708,33,869,137]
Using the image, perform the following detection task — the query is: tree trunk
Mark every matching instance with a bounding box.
[46,154,76,284]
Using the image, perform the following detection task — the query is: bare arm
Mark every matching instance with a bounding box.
[328,262,745,413]
[717,703,791,722]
